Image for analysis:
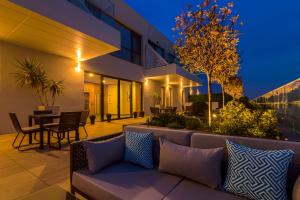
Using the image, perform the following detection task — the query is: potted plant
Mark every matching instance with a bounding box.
[14,58,48,108]
[47,80,64,114]
[106,113,112,122]
[89,115,96,125]
[13,58,64,112]
[139,111,145,117]
[133,111,138,118]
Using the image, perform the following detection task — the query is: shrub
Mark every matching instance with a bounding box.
[185,117,201,130]
[191,101,208,117]
[166,122,185,129]
[149,113,186,127]
[212,101,280,139]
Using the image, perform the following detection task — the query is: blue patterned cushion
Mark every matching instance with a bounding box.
[224,140,294,200]
[124,131,153,169]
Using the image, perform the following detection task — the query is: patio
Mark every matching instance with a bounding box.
[0,118,146,200]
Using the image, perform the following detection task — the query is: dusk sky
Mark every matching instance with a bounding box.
[124,0,300,99]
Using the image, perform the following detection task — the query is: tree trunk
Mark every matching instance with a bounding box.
[52,95,56,106]
[222,84,225,108]
[207,74,212,127]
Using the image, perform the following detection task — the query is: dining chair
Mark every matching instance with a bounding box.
[150,107,159,116]
[79,110,89,138]
[171,107,177,114]
[46,112,81,149]
[9,113,40,151]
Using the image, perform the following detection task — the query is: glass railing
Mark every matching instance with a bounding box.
[256,78,300,134]
[66,0,115,27]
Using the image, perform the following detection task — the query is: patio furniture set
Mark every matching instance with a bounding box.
[69,125,300,200]
[9,110,89,151]
[150,106,177,116]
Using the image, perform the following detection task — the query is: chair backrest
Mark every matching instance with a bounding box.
[80,110,90,125]
[150,107,156,115]
[171,107,177,114]
[9,113,23,133]
[58,112,81,132]
[33,110,53,124]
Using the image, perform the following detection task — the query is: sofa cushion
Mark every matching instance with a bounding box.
[124,125,192,165]
[124,131,153,168]
[159,138,224,188]
[82,134,125,174]
[72,162,183,200]
[190,132,300,199]
[164,179,246,200]
[224,140,294,200]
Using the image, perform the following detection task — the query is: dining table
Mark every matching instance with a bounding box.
[28,114,60,149]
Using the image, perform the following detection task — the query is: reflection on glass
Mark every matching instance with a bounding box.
[84,72,101,121]
[120,80,132,118]
[132,82,142,112]
[103,77,118,119]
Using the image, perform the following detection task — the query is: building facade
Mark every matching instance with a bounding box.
[0,0,201,133]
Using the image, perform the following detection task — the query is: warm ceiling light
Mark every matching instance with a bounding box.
[102,80,106,83]
[89,73,94,77]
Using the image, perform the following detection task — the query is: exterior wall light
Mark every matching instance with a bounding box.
[75,62,81,72]
[144,78,148,86]
[89,73,94,77]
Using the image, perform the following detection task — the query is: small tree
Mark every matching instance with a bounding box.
[213,52,240,107]
[224,76,243,99]
[174,0,241,126]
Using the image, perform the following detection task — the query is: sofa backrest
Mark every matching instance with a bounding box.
[124,125,192,166]
[191,132,300,199]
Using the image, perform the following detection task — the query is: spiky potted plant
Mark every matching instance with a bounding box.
[47,80,64,114]
[13,58,48,109]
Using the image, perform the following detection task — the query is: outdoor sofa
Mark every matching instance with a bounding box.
[70,125,300,200]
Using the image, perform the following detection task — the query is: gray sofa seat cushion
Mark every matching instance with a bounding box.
[124,125,192,165]
[164,179,246,200]
[72,162,183,200]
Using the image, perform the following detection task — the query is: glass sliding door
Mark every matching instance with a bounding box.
[84,72,101,121]
[132,82,142,112]
[103,77,119,120]
[120,80,132,118]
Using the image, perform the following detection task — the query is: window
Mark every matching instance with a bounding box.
[111,22,142,65]
[68,0,141,65]
[148,40,165,58]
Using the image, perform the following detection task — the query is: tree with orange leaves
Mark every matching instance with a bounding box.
[173,0,241,126]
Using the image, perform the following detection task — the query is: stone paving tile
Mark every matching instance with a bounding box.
[0,118,145,199]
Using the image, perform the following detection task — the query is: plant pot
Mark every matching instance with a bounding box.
[37,105,45,111]
[139,111,145,117]
[133,112,138,118]
[89,115,96,125]
[106,114,112,122]
[45,106,60,114]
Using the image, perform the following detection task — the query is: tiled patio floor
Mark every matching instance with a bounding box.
[0,118,146,200]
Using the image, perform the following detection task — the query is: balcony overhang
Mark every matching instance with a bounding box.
[144,64,202,88]
[0,1,120,61]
